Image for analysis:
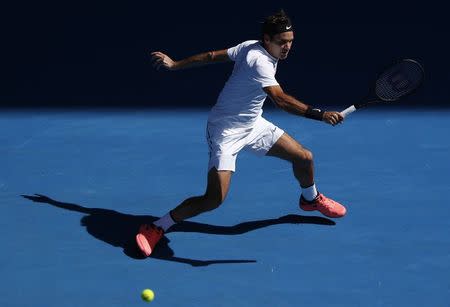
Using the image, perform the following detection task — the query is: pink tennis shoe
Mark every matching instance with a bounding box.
[136,224,164,257]
[300,193,347,218]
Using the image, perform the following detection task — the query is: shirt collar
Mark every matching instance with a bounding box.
[258,41,278,63]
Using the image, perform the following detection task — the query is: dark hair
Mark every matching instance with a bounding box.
[261,9,293,38]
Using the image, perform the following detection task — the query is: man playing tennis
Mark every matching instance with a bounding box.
[136,10,346,257]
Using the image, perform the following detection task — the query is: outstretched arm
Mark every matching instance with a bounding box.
[264,85,344,126]
[151,49,230,71]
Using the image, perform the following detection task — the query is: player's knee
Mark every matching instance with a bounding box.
[203,192,226,211]
[294,149,313,165]
[303,149,313,162]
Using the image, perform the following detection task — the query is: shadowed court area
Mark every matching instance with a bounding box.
[21,194,334,265]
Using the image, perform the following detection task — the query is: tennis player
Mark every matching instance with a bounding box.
[136,10,346,257]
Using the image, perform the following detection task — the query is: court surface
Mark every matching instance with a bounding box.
[1,108,449,306]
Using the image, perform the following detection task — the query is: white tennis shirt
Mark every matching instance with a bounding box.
[208,40,279,129]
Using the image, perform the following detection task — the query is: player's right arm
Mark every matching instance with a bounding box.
[264,85,343,126]
[151,49,230,71]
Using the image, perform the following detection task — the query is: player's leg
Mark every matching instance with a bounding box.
[136,168,232,257]
[266,132,346,218]
[266,132,314,188]
[170,168,232,222]
[136,121,243,257]
[244,116,346,219]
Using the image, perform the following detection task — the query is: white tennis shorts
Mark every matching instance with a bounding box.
[206,116,284,172]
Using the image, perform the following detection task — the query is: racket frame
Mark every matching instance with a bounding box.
[340,59,424,117]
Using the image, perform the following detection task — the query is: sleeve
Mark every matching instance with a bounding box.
[253,57,279,88]
[226,40,257,61]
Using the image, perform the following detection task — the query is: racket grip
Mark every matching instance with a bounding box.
[340,105,357,117]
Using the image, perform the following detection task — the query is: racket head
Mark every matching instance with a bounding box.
[375,59,424,102]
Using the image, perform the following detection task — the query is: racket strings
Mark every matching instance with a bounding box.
[375,60,424,101]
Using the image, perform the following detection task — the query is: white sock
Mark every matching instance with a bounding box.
[302,183,318,201]
[153,212,176,232]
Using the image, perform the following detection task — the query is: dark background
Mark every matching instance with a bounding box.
[2,1,449,109]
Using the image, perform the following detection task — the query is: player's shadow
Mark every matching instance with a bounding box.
[21,194,335,267]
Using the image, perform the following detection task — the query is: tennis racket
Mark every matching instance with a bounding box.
[340,59,424,117]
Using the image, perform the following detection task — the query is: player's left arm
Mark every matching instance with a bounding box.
[151,49,230,71]
[264,85,343,126]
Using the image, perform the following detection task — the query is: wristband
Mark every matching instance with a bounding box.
[304,107,324,121]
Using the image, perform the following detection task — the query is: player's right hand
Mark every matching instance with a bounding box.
[151,51,177,70]
[323,111,344,126]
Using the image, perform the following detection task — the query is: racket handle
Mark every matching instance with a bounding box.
[340,105,357,117]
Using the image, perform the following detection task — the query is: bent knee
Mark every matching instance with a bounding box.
[203,193,226,211]
[294,149,313,164]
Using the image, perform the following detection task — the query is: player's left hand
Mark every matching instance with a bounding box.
[151,51,177,71]
[323,111,344,126]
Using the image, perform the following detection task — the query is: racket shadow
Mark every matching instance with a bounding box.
[21,194,335,266]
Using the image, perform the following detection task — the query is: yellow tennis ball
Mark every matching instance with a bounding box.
[141,289,155,302]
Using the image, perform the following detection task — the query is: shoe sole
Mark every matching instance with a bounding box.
[300,205,346,218]
[136,234,152,257]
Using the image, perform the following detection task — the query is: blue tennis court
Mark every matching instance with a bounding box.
[1,108,449,306]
